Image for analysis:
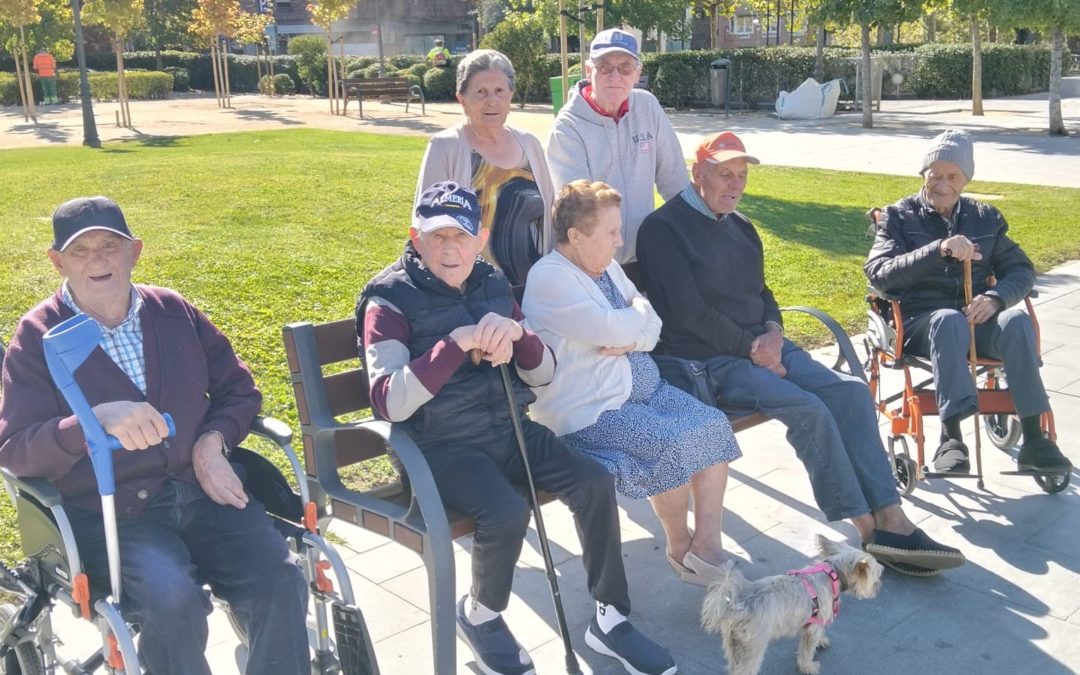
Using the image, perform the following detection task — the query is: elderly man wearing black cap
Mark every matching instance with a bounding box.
[866,129,1072,476]
[0,197,310,675]
[357,181,676,675]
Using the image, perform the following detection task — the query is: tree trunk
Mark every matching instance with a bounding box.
[18,28,38,121]
[338,35,347,108]
[13,44,32,123]
[1049,27,1065,135]
[971,16,983,116]
[221,37,232,108]
[924,13,936,43]
[155,48,163,71]
[210,40,223,107]
[269,49,275,95]
[115,41,131,128]
[861,22,873,129]
[814,25,825,82]
[326,32,337,114]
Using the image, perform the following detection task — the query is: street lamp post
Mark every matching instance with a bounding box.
[70,0,100,148]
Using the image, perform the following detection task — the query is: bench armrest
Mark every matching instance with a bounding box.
[780,305,866,383]
[312,419,452,542]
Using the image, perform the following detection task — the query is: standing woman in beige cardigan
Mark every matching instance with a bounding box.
[414,49,555,294]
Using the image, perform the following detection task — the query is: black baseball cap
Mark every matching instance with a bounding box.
[52,196,134,252]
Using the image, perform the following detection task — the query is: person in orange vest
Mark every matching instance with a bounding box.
[32,49,58,104]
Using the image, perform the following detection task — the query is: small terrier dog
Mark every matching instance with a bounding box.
[700,535,883,675]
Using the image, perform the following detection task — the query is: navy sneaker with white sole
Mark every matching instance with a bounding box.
[584,617,676,675]
[455,596,535,675]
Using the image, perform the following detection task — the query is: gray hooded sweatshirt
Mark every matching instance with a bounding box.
[547,80,690,264]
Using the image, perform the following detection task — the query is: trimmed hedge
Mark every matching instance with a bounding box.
[423,66,456,101]
[0,71,173,105]
[33,50,302,96]
[259,73,296,95]
[908,43,1050,98]
[632,44,1053,109]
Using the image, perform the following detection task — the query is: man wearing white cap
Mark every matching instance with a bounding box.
[547,28,689,267]
[866,129,1071,476]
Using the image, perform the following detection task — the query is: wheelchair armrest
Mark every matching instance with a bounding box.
[780,305,867,383]
[866,284,901,302]
[1028,289,1039,299]
[1,468,63,508]
[249,415,293,447]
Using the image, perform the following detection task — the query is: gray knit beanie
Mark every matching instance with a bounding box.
[920,129,974,180]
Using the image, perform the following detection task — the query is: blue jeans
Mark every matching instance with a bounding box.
[67,479,309,675]
[904,308,1050,421]
[704,339,900,521]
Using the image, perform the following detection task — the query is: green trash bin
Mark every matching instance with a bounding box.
[550,74,582,115]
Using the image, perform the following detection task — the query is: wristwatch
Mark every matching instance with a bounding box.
[765,320,784,336]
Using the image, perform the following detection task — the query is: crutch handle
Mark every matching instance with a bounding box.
[102,413,176,452]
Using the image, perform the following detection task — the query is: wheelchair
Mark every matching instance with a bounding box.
[863,208,1069,497]
[0,339,380,675]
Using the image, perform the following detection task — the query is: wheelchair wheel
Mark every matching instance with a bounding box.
[0,604,44,675]
[984,414,1021,449]
[1035,472,1071,494]
[888,437,918,496]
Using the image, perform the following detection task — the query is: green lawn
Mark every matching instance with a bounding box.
[1,128,1079,564]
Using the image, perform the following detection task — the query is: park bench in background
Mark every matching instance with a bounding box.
[342,77,425,119]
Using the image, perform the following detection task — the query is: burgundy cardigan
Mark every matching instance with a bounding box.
[0,285,261,517]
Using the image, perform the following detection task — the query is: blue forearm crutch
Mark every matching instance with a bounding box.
[43,313,174,603]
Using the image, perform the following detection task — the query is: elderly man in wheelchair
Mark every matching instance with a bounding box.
[865,130,1072,479]
[0,197,344,675]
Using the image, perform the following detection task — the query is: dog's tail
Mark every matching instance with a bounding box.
[700,561,749,635]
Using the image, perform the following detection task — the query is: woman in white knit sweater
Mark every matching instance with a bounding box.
[522,180,742,586]
[414,49,555,293]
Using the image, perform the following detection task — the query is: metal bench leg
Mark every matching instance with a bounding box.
[425,533,457,673]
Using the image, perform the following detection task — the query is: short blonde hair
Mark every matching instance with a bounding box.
[552,180,622,244]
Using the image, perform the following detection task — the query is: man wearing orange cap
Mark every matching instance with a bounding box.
[636,132,966,576]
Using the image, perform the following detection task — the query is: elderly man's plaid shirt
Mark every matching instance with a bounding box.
[62,283,147,395]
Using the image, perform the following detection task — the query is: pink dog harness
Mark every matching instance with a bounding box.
[787,562,840,626]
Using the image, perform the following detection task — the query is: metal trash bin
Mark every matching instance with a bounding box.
[550,73,582,115]
[709,58,731,115]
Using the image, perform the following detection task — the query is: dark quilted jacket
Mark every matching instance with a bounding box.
[864,194,1035,321]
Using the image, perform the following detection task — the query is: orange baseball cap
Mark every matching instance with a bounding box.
[695,131,760,165]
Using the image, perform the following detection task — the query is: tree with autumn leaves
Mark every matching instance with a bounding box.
[84,0,145,127]
[0,0,42,122]
[307,0,351,114]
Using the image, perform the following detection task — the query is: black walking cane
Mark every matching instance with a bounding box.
[489,355,582,674]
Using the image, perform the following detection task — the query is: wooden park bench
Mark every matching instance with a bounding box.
[282,305,862,672]
[341,77,425,119]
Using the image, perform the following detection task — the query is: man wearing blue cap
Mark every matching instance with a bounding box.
[547,28,690,268]
[866,129,1072,475]
[357,181,677,675]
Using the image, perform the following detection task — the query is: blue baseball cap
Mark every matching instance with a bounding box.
[590,29,639,62]
[414,181,481,236]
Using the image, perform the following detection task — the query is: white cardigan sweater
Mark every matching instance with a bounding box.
[522,250,661,436]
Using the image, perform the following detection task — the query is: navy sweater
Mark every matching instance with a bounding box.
[637,193,782,361]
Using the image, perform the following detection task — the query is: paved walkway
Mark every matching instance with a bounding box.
[3,92,1079,186]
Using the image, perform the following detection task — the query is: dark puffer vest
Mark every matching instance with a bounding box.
[358,242,535,450]
[865,195,1035,321]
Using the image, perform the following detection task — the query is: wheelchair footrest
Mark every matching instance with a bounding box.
[331,602,379,675]
[1000,469,1070,477]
